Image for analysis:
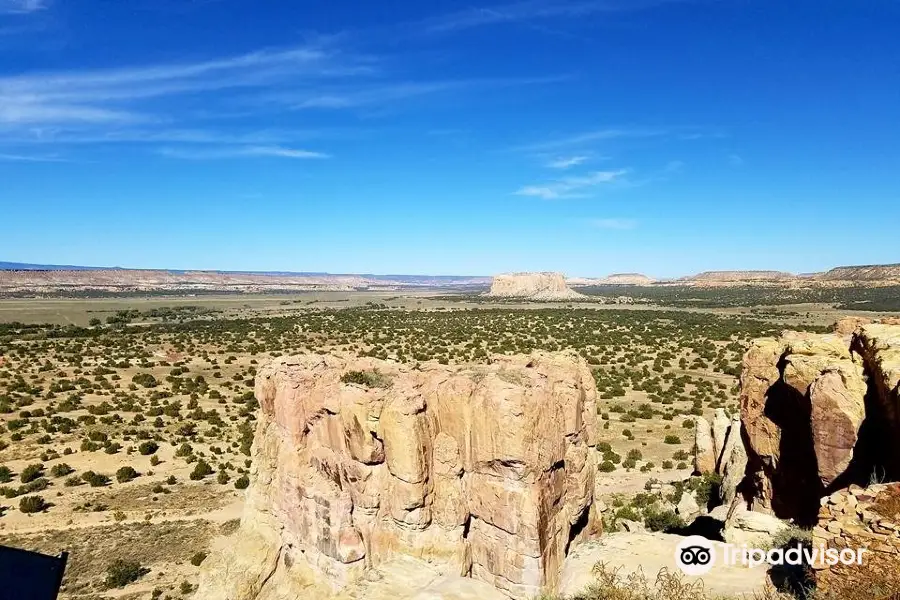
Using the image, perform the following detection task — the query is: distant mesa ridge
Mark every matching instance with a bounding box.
[682,270,795,282]
[567,273,655,286]
[818,263,900,281]
[1,261,899,294]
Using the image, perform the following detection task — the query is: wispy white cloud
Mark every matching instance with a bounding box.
[515,169,627,199]
[4,127,339,146]
[266,75,569,111]
[587,217,637,230]
[0,44,358,130]
[157,145,330,160]
[513,127,667,152]
[0,102,141,125]
[0,152,67,162]
[0,0,47,14]
[421,0,684,34]
[546,155,589,169]
[0,38,564,164]
[728,153,744,167]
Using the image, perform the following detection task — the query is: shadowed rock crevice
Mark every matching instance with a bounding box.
[763,354,822,524]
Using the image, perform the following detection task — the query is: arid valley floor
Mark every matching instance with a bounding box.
[1,282,899,599]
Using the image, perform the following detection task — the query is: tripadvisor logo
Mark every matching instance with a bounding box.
[675,536,716,575]
[675,535,867,575]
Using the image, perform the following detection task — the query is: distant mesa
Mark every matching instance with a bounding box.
[681,270,795,283]
[487,272,584,301]
[817,263,900,282]
[567,273,655,286]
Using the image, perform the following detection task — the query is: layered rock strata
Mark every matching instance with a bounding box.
[196,351,599,599]
[487,272,584,301]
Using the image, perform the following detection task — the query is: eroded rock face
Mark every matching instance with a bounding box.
[196,351,599,600]
[487,272,584,301]
[693,416,716,475]
[740,324,900,523]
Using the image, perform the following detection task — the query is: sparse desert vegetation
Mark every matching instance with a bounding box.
[0,290,895,598]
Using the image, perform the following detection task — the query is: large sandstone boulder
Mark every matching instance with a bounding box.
[487,272,584,301]
[740,325,900,523]
[693,416,716,475]
[196,351,599,600]
[711,409,730,469]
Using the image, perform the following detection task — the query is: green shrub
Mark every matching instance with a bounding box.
[598,460,616,473]
[116,466,139,483]
[189,460,213,480]
[21,477,48,493]
[138,441,159,455]
[19,495,48,514]
[613,506,640,522]
[340,370,391,388]
[644,509,685,532]
[217,470,230,485]
[131,373,158,389]
[175,443,193,458]
[82,471,111,487]
[663,435,681,445]
[0,466,11,483]
[104,559,148,588]
[687,473,722,506]
[50,463,74,478]
[190,552,207,566]
[234,475,250,490]
[19,463,44,484]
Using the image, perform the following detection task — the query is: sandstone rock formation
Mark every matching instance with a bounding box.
[813,483,900,596]
[722,506,789,546]
[487,272,584,301]
[196,351,600,600]
[692,411,747,507]
[711,409,730,469]
[692,416,716,475]
[739,323,900,524]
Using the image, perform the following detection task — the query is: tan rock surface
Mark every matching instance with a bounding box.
[196,350,599,600]
[487,272,584,301]
[711,409,730,469]
[739,325,900,522]
[719,420,748,505]
[693,416,715,475]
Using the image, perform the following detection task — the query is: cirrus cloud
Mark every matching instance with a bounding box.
[514,169,627,199]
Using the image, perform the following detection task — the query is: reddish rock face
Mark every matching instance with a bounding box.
[200,351,599,600]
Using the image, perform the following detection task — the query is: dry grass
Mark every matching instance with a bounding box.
[543,563,790,600]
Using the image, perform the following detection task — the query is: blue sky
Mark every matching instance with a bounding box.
[1,0,898,277]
